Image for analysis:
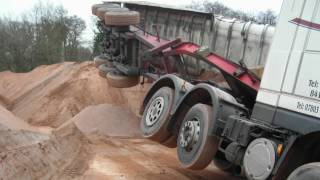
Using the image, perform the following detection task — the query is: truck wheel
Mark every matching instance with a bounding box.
[213,156,234,171]
[213,155,241,175]
[96,7,129,19]
[106,71,139,88]
[98,64,116,78]
[92,3,120,15]
[94,55,114,68]
[288,162,320,180]
[140,87,174,142]
[177,103,219,170]
[105,11,140,26]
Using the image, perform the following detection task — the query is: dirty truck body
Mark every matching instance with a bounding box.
[92,0,320,179]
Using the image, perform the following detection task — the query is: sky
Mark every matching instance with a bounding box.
[0,0,283,46]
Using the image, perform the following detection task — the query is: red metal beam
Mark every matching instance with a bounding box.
[131,27,260,93]
[163,42,260,92]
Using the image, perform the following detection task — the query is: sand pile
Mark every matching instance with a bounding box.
[69,104,141,138]
[0,62,150,128]
[0,104,90,180]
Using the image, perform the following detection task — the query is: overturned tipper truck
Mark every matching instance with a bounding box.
[92,0,320,179]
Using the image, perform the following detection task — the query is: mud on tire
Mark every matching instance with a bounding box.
[106,70,139,88]
[96,7,129,19]
[94,55,114,68]
[105,11,140,26]
[91,3,120,15]
[98,64,116,78]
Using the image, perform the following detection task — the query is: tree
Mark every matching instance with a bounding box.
[256,9,277,25]
[186,0,277,25]
[0,2,92,72]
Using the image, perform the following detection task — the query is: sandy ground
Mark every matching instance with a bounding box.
[0,61,240,180]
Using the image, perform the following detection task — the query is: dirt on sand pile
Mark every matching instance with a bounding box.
[0,104,90,180]
[69,104,141,138]
[0,62,150,128]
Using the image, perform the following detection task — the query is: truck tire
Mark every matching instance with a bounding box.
[213,156,234,171]
[105,11,140,26]
[177,103,219,170]
[96,7,129,19]
[288,162,320,180]
[140,87,174,142]
[92,3,120,15]
[213,155,241,175]
[98,64,116,78]
[161,135,177,148]
[93,55,114,68]
[106,71,139,88]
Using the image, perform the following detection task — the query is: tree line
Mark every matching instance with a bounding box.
[0,2,91,72]
[186,0,277,25]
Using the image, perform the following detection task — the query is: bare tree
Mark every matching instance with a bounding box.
[0,2,91,72]
[256,9,277,25]
[186,0,277,25]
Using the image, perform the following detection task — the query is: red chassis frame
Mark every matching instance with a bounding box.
[131,27,260,107]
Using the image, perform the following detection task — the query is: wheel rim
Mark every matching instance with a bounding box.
[179,118,200,152]
[145,97,165,126]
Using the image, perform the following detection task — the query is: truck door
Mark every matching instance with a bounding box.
[278,0,320,119]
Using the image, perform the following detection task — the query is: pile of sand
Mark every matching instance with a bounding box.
[70,104,141,138]
[0,61,238,180]
[0,62,150,128]
[0,61,149,179]
[0,103,90,179]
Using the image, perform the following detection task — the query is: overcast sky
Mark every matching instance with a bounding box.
[0,0,283,46]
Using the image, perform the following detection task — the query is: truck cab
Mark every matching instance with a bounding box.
[255,0,320,134]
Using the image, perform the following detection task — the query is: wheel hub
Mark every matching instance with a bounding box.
[179,118,200,152]
[145,97,165,126]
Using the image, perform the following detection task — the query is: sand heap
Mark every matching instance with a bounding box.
[0,62,150,128]
[0,104,89,179]
[0,61,149,179]
[0,61,238,180]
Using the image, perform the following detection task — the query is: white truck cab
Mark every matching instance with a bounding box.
[254,0,320,134]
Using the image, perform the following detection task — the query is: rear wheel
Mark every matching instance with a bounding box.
[177,103,219,170]
[91,3,120,15]
[213,154,241,175]
[98,64,116,78]
[106,70,139,88]
[96,7,129,19]
[94,55,113,68]
[140,87,174,142]
[105,11,140,26]
[288,162,320,180]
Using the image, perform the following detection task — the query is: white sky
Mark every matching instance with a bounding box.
[0,0,283,46]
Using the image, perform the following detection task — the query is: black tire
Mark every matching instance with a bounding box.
[140,87,174,142]
[106,71,139,88]
[288,163,320,180]
[213,154,240,175]
[93,55,113,68]
[91,3,120,15]
[177,103,219,170]
[161,135,177,148]
[98,64,116,78]
[105,11,140,26]
[96,7,129,19]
